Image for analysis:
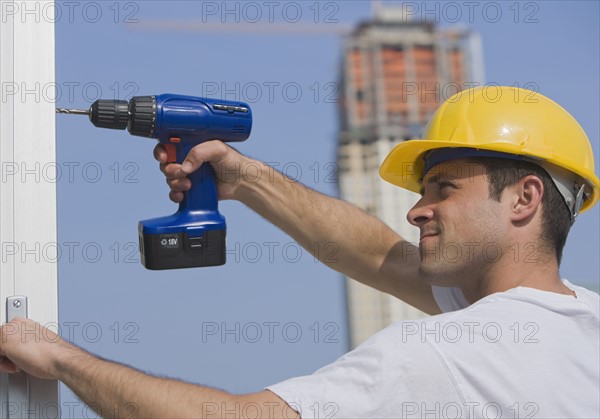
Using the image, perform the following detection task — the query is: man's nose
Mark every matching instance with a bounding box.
[407,200,434,227]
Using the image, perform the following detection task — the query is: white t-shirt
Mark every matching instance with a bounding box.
[268,280,599,418]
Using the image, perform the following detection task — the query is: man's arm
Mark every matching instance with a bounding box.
[0,318,297,419]
[157,141,440,315]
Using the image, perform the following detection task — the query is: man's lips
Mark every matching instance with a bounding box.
[419,232,439,242]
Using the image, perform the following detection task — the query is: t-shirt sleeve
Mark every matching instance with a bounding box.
[431,285,469,313]
[267,322,463,418]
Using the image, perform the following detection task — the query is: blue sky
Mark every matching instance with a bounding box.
[53,0,599,413]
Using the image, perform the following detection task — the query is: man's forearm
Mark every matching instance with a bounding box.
[0,318,295,418]
[235,160,438,314]
[55,345,230,418]
[236,161,391,276]
[55,344,292,418]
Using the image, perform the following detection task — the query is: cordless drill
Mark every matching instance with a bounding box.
[57,94,252,270]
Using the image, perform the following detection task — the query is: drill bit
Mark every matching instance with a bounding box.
[58,100,130,129]
[56,108,89,115]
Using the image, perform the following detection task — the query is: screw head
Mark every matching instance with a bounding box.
[12,300,21,308]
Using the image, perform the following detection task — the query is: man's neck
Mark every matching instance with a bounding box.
[459,252,572,304]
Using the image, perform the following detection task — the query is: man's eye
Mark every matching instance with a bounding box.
[439,182,453,189]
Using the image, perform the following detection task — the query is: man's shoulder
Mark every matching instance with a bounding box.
[387,282,599,351]
[433,280,599,316]
[477,281,600,319]
[563,279,599,313]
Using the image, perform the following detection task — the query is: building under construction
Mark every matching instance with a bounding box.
[338,6,484,347]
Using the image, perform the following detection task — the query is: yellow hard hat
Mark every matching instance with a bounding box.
[379,86,600,217]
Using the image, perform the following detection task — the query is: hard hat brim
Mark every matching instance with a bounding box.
[379,139,600,213]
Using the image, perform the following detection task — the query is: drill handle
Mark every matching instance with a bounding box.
[165,141,219,214]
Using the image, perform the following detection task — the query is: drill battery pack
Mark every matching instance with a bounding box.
[139,227,226,270]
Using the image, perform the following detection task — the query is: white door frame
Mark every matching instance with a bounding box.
[1,1,59,416]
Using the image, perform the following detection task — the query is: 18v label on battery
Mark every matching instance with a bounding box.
[159,234,179,249]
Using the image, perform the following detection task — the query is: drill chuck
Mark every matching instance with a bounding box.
[89,100,129,130]
[86,96,158,138]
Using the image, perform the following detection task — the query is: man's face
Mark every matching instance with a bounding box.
[407,159,508,287]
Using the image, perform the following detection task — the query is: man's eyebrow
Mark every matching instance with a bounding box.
[427,172,460,184]
[419,173,459,195]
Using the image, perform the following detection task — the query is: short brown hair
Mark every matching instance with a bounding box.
[476,158,571,264]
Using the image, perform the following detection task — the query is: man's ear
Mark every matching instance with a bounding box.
[509,175,544,222]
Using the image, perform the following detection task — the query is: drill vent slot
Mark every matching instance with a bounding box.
[233,126,246,134]
[213,104,249,114]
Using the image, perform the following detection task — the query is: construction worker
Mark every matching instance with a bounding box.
[1,86,598,418]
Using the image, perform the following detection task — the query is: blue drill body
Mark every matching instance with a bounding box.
[65,93,252,269]
[136,94,252,270]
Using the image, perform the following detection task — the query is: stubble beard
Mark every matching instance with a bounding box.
[418,238,490,288]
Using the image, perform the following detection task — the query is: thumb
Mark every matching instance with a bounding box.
[180,140,229,174]
[181,144,207,174]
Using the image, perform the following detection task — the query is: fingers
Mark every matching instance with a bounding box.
[157,140,231,176]
[155,140,233,203]
[0,356,19,373]
[161,163,190,200]
[167,178,191,192]
[153,144,167,163]
[156,144,189,203]
[169,191,184,203]
[160,162,186,179]
[156,147,186,178]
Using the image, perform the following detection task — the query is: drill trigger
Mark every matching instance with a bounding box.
[163,143,177,163]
